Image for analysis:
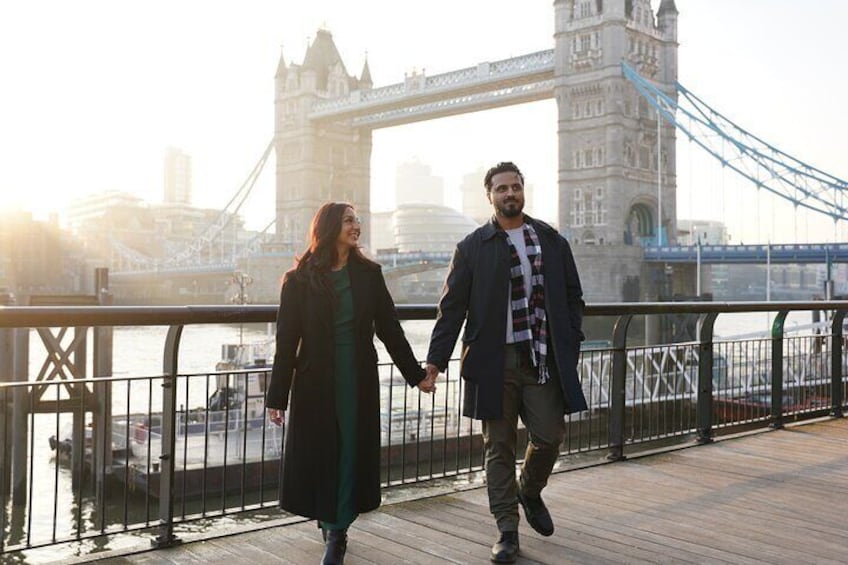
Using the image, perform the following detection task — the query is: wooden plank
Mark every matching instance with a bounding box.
[355,511,492,564]
[95,419,848,565]
[403,492,672,564]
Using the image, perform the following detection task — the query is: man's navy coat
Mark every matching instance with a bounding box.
[427,216,588,419]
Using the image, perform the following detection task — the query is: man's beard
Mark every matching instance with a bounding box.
[497,199,523,218]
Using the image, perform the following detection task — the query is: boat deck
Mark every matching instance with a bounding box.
[81,417,848,564]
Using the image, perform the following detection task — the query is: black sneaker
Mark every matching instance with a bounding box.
[518,491,554,536]
[490,530,519,563]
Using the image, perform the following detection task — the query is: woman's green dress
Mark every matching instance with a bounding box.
[322,266,357,530]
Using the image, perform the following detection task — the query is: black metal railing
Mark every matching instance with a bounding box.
[0,301,846,558]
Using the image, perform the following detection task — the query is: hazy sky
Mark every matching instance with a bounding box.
[1,1,846,243]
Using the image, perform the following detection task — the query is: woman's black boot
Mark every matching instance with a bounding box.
[321,527,347,565]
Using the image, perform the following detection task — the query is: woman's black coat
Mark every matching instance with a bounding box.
[266,256,425,522]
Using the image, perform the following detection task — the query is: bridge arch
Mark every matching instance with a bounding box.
[625,201,655,245]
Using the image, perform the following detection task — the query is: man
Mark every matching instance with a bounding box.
[424,161,587,563]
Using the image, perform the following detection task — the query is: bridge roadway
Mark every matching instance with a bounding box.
[76,417,848,564]
[109,242,848,281]
[645,242,848,264]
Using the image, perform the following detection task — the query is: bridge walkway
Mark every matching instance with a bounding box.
[86,418,848,564]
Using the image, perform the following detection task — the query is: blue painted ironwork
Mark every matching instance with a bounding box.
[644,243,848,264]
[622,61,848,222]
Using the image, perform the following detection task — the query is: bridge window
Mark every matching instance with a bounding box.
[624,144,635,167]
[572,187,606,227]
[572,188,584,226]
[591,187,606,225]
[638,98,649,119]
[639,146,650,169]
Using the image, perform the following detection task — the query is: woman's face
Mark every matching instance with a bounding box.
[336,207,361,250]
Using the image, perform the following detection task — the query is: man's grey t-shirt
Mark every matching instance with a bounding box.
[504,225,533,344]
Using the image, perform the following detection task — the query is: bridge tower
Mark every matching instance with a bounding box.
[274,30,373,249]
[554,0,679,301]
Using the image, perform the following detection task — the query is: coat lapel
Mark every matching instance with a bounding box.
[528,218,559,311]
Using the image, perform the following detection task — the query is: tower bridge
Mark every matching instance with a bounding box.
[306,49,556,127]
[273,0,681,304]
[106,0,848,306]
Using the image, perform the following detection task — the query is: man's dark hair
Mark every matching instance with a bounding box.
[484,161,524,192]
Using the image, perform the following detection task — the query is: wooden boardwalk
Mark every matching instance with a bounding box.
[89,418,848,564]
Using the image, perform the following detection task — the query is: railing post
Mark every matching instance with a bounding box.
[830,310,846,418]
[607,314,632,461]
[0,290,13,508]
[154,325,183,548]
[71,327,87,489]
[11,327,28,505]
[696,312,719,444]
[770,311,788,429]
[93,268,113,516]
[0,387,6,553]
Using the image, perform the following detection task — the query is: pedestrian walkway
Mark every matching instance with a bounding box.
[85,417,848,564]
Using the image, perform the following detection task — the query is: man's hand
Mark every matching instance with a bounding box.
[417,376,435,394]
[416,363,441,394]
[268,408,285,427]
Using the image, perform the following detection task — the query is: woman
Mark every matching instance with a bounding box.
[266,202,433,565]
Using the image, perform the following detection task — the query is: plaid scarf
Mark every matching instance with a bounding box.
[501,222,549,384]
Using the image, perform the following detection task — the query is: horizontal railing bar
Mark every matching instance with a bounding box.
[2,301,848,328]
[584,301,848,316]
[0,372,167,389]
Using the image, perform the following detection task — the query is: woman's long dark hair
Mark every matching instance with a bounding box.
[295,201,377,300]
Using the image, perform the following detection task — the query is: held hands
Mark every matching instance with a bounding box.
[417,363,441,394]
[267,408,285,427]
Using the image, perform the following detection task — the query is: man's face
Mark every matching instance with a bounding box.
[487,171,525,219]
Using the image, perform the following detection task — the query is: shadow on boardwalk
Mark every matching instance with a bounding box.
[81,418,848,564]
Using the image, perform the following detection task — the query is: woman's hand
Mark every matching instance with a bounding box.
[268,408,285,427]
